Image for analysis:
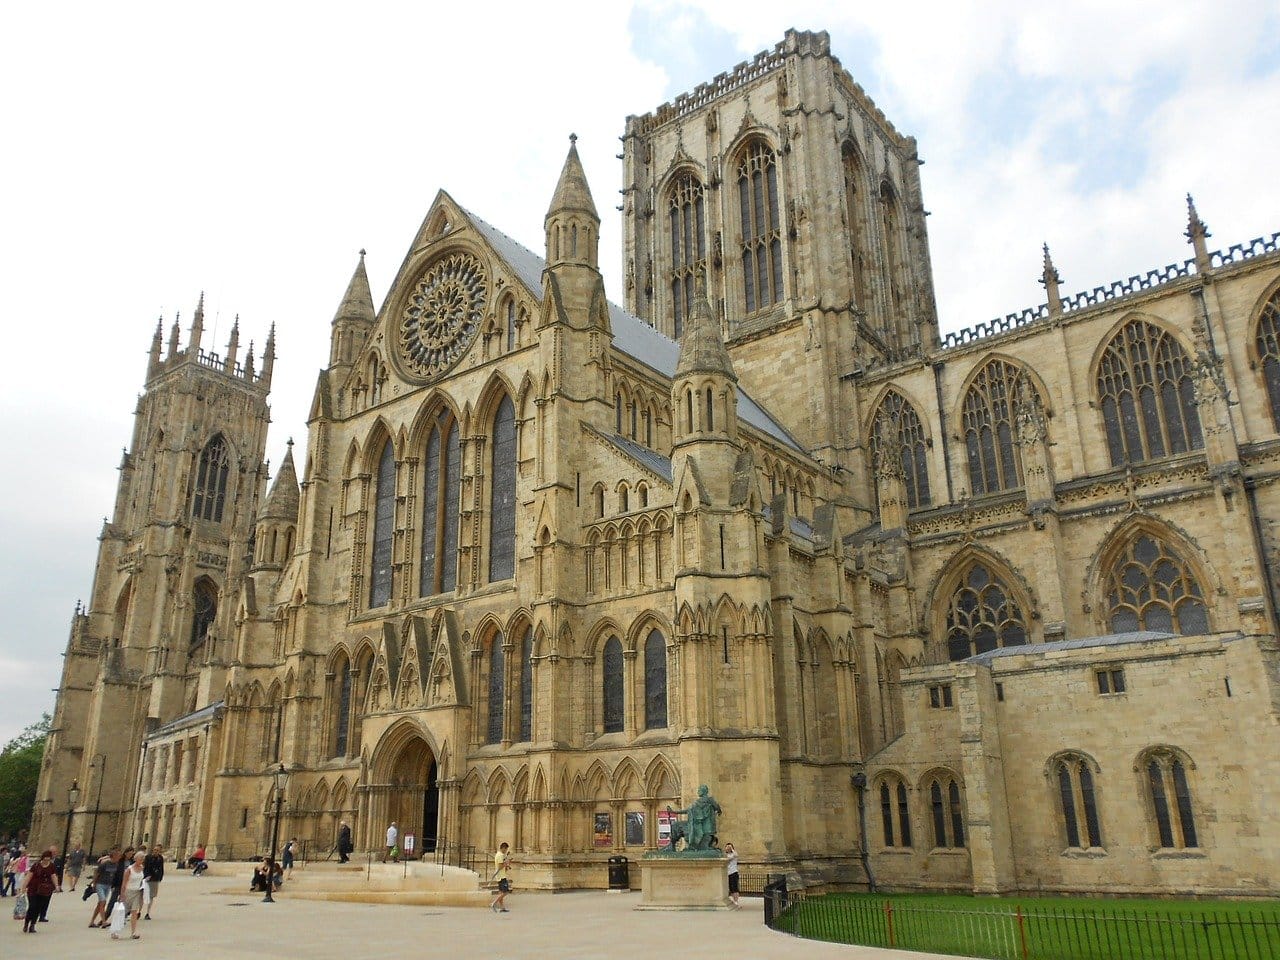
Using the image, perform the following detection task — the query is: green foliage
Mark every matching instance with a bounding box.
[0,714,51,837]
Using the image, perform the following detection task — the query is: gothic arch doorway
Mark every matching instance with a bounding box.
[373,723,440,854]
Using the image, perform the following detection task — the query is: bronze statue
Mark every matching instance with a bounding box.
[666,785,722,852]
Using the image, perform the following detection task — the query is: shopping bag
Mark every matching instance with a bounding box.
[109,900,127,934]
[11,893,27,920]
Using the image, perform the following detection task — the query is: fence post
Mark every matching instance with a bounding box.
[885,901,895,948]
[1017,905,1029,960]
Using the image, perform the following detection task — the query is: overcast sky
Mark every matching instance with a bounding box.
[1,1,1277,745]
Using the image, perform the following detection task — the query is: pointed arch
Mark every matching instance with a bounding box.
[1137,745,1199,849]
[487,388,518,583]
[734,136,783,314]
[1089,517,1213,635]
[192,433,232,522]
[841,140,872,310]
[645,755,680,799]
[665,167,707,339]
[957,357,1044,496]
[1250,280,1280,432]
[867,387,932,510]
[929,546,1033,661]
[613,757,644,799]
[368,431,396,608]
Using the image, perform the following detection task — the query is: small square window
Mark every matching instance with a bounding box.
[929,686,940,708]
[1096,668,1125,695]
[928,684,954,708]
[995,682,1005,702]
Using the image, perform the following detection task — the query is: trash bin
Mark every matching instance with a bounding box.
[762,873,788,925]
[607,855,629,891]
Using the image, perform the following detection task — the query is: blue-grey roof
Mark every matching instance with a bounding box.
[462,207,806,455]
[150,700,225,738]
[605,432,673,481]
[967,631,1178,665]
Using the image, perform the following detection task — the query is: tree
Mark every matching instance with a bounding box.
[0,714,51,838]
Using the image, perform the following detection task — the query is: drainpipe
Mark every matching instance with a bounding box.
[851,772,876,892]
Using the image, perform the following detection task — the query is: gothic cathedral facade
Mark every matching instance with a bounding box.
[35,30,1280,896]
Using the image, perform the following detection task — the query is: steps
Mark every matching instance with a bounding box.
[206,860,490,907]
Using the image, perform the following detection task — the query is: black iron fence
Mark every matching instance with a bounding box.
[766,892,1280,960]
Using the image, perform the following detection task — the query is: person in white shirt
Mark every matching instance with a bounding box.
[725,842,741,909]
[117,851,148,940]
[383,822,398,863]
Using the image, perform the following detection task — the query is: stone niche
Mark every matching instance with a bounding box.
[636,856,730,911]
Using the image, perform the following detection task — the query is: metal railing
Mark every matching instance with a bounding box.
[766,893,1280,960]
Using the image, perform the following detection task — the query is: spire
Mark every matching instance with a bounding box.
[333,250,375,325]
[224,314,240,372]
[148,318,164,375]
[258,439,300,521]
[167,312,181,358]
[1185,193,1211,272]
[545,135,600,269]
[547,134,598,221]
[1040,243,1063,316]
[675,273,735,381]
[189,292,205,352]
[261,322,276,388]
[244,339,255,380]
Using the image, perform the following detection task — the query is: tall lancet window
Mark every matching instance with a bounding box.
[962,360,1036,495]
[488,395,517,582]
[1256,289,1280,431]
[190,578,218,650]
[519,626,534,742]
[644,628,668,730]
[668,173,706,339]
[192,434,230,522]
[842,144,870,309]
[486,632,505,745]
[369,439,395,607]
[870,391,931,510]
[420,410,460,597]
[879,182,908,319]
[737,141,783,314]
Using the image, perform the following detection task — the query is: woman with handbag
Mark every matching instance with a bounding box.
[20,850,58,933]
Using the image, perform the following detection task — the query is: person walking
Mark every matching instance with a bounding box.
[0,845,12,896]
[383,821,398,863]
[142,844,164,919]
[489,841,514,913]
[104,846,134,923]
[116,851,147,940]
[724,842,741,909]
[66,843,86,891]
[337,821,353,863]
[281,837,297,879]
[20,850,59,932]
[87,848,120,927]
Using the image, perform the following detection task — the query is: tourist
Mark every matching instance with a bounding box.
[116,850,147,940]
[66,842,86,891]
[0,845,12,896]
[337,821,353,863]
[282,837,297,879]
[142,844,164,919]
[88,848,121,927]
[489,841,514,913]
[104,846,135,921]
[9,847,30,902]
[189,843,207,876]
[250,857,281,892]
[19,850,58,932]
[384,821,398,862]
[725,842,741,909]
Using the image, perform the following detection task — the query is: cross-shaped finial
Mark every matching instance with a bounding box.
[569,132,578,144]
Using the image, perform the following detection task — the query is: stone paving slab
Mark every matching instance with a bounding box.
[0,873,971,960]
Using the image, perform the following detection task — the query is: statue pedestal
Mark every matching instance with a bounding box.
[635,855,730,911]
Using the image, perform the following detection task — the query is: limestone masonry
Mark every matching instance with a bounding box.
[35,29,1280,896]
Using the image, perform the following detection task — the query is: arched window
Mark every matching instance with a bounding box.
[615,392,623,433]
[1143,749,1198,849]
[595,485,606,519]
[190,579,218,650]
[737,141,783,314]
[962,360,1035,495]
[643,409,653,447]
[926,774,965,848]
[1254,290,1280,431]
[945,561,1028,661]
[1054,754,1102,849]
[842,144,870,309]
[1097,319,1203,465]
[192,434,230,522]
[489,396,517,582]
[668,173,706,339]
[486,632,505,745]
[879,182,907,319]
[505,299,517,352]
[870,391,931,510]
[879,776,912,848]
[369,440,395,607]
[420,410,460,597]
[333,660,352,757]
[519,626,534,742]
[643,629,667,730]
[704,387,714,431]
[1104,533,1209,634]
[602,636,624,734]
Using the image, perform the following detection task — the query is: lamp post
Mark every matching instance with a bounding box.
[88,754,107,858]
[263,763,288,903]
[60,780,81,882]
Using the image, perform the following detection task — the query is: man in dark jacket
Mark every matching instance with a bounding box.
[142,844,165,919]
[337,821,353,863]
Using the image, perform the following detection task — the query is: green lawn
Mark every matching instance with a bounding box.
[774,892,1280,960]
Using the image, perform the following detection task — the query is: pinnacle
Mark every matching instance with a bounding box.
[259,441,300,520]
[334,251,375,325]
[546,134,598,223]
[675,273,735,381]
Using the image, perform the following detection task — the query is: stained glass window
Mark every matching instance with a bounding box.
[1144,749,1199,849]
[962,360,1034,495]
[489,396,517,582]
[644,629,667,730]
[945,562,1028,661]
[1056,756,1102,849]
[870,391,931,510]
[334,661,351,757]
[369,440,395,607]
[1255,290,1280,431]
[1098,319,1203,465]
[668,173,706,340]
[487,633,505,745]
[190,579,217,650]
[602,636,624,734]
[420,412,460,596]
[1104,534,1208,634]
[519,627,534,742]
[879,777,912,848]
[192,434,230,522]
[737,141,783,314]
[927,775,964,848]
[897,782,912,848]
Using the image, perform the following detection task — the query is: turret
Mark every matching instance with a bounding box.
[544,133,599,271]
[671,275,739,469]
[167,314,181,358]
[330,250,376,371]
[253,439,300,572]
[261,323,276,389]
[147,318,163,377]
[189,292,205,353]
[224,315,240,372]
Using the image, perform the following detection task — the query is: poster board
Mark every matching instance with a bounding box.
[657,809,673,848]
[593,812,613,848]
[624,811,645,846]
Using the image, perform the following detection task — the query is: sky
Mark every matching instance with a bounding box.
[1,0,1277,744]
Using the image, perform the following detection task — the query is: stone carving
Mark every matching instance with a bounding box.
[398,253,487,380]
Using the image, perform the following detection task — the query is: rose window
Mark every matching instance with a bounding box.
[398,254,486,379]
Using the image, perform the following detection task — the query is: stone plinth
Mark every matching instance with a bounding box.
[636,855,729,910]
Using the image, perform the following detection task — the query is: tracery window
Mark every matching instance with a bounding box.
[668,173,706,339]
[737,141,783,314]
[879,182,907,318]
[870,391,931,510]
[643,629,668,730]
[842,144,870,309]
[488,395,517,582]
[962,360,1035,495]
[519,626,534,742]
[333,660,352,757]
[1104,534,1209,634]
[1254,290,1280,431]
[505,299,517,352]
[879,776,912,848]
[1054,754,1102,849]
[1143,749,1198,849]
[486,632,505,745]
[192,434,230,522]
[190,579,218,650]
[1097,319,1203,465]
[926,774,965,849]
[945,561,1028,661]
[420,410,460,597]
[602,636,624,734]
[369,440,395,607]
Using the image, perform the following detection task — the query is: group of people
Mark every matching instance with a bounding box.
[84,843,168,939]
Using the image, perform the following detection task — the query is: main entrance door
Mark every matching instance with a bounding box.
[388,734,439,854]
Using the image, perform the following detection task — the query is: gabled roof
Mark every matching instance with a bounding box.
[460,206,805,455]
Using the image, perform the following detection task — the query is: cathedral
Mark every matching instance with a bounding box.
[34,29,1280,897]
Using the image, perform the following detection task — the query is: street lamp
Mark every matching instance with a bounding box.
[263,763,288,903]
[88,755,107,858]
[60,780,81,882]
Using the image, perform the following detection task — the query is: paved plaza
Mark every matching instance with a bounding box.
[1,872,963,959]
